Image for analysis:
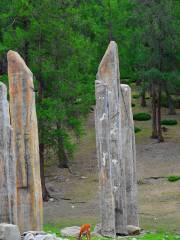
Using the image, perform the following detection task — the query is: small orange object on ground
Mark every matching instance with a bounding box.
[78,224,91,240]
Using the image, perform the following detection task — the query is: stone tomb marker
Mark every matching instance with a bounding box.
[95,42,139,237]
[0,82,17,224]
[7,50,43,233]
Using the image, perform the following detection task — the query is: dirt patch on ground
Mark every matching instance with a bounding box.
[44,106,180,232]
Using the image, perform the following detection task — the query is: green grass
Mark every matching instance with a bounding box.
[43,226,179,240]
[161,119,178,126]
[132,232,179,240]
[44,224,61,237]
[133,112,151,121]
[168,175,180,182]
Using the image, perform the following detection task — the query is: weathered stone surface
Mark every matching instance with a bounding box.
[0,223,21,240]
[91,224,102,237]
[95,41,127,236]
[0,82,17,224]
[120,84,139,227]
[60,226,80,237]
[23,233,57,240]
[22,232,60,240]
[127,225,141,235]
[24,233,35,240]
[7,50,43,233]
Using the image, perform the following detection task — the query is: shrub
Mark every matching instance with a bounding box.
[134,126,142,133]
[121,79,132,85]
[168,176,180,182]
[133,112,151,121]
[132,103,135,107]
[161,119,178,125]
[132,94,140,99]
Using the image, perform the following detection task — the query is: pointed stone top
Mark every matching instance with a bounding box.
[0,81,7,95]
[96,41,119,85]
[0,81,7,89]
[7,50,32,77]
[121,84,130,92]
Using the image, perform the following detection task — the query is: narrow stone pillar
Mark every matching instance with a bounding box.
[0,82,17,224]
[95,41,127,236]
[7,50,43,233]
[120,84,139,227]
[95,83,116,237]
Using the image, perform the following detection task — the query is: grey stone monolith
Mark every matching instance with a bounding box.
[95,42,139,237]
[0,82,17,224]
[120,84,139,226]
[95,41,127,236]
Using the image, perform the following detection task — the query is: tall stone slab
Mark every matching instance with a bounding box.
[0,82,17,224]
[95,41,127,236]
[7,50,43,233]
[95,82,116,237]
[120,84,139,227]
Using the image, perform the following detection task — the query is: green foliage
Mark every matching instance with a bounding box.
[133,112,151,121]
[134,126,142,133]
[0,0,180,165]
[0,0,98,165]
[137,232,178,240]
[161,95,169,108]
[43,226,179,240]
[132,103,136,107]
[133,94,140,99]
[161,95,180,109]
[168,176,180,182]
[161,119,178,126]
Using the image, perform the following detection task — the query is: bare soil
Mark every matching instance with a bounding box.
[44,98,180,232]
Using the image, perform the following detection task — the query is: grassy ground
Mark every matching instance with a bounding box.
[44,222,179,240]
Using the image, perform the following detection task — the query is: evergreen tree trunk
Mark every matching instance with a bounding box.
[0,55,7,75]
[141,90,146,107]
[22,17,29,64]
[157,85,164,142]
[108,0,113,41]
[39,143,50,201]
[38,68,50,200]
[151,86,158,138]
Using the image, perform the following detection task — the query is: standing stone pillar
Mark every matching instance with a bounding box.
[95,41,127,237]
[7,50,43,233]
[120,84,139,227]
[0,82,17,224]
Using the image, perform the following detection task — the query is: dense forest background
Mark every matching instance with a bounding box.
[0,0,180,200]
